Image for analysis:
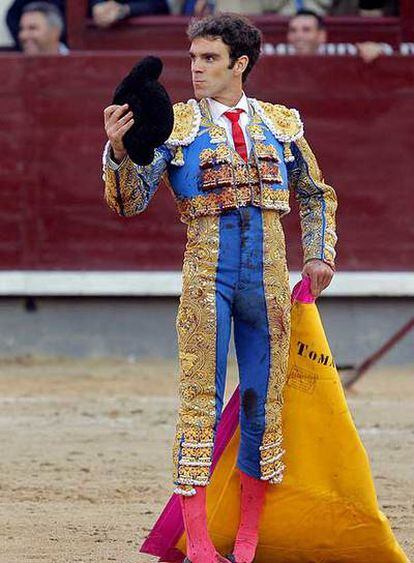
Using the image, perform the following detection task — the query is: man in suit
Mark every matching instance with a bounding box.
[102,14,337,563]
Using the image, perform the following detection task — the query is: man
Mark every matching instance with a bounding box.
[263,8,392,62]
[6,0,66,49]
[103,14,337,563]
[17,1,68,55]
[212,0,333,15]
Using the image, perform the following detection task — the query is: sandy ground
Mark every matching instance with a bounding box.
[0,357,412,563]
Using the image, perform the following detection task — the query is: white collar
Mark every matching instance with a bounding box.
[206,92,249,121]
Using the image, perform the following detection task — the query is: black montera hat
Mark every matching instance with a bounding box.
[112,56,174,165]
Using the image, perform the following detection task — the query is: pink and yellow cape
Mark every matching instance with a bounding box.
[141,278,409,562]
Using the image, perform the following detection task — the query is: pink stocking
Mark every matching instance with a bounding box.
[179,486,228,563]
[233,471,268,563]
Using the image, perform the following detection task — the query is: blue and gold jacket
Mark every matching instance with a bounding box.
[103,97,337,267]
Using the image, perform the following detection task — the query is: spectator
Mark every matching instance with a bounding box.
[359,0,389,16]
[211,0,397,16]
[18,1,68,54]
[90,0,169,28]
[331,0,398,15]
[181,0,214,16]
[263,9,392,62]
[6,0,65,48]
[213,0,333,15]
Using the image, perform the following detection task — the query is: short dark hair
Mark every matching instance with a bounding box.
[187,13,262,83]
[22,2,64,32]
[294,9,325,29]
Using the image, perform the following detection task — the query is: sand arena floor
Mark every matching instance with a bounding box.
[0,358,412,562]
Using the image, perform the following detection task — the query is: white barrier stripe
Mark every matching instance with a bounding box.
[0,271,412,296]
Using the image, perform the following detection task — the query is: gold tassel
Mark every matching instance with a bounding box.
[283,142,294,163]
[171,146,184,167]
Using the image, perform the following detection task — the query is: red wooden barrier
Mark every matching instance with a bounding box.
[1,53,413,271]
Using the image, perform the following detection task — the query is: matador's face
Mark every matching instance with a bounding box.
[189,37,243,101]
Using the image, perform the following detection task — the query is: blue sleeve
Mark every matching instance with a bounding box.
[288,137,338,268]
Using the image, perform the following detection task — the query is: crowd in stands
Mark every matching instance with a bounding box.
[4,0,412,58]
[4,0,401,37]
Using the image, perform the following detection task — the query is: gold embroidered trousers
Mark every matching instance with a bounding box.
[173,206,291,495]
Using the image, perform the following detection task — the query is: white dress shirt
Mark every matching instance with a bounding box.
[206,92,252,155]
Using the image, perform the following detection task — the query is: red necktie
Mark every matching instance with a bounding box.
[224,109,248,162]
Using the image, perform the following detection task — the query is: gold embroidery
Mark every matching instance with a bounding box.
[255,142,280,162]
[202,168,217,190]
[209,125,227,144]
[294,137,337,267]
[171,146,184,166]
[200,145,232,168]
[197,140,284,199]
[247,124,266,141]
[216,164,233,187]
[283,142,294,163]
[104,157,146,217]
[104,168,120,214]
[173,216,220,488]
[233,164,249,185]
[201,165,233,191]
[258,161,283,185]
[214,144,232,164]
[176,187,290,223]
[200,148,215,168]
[257,101,303,142]
[260,211,291,483]
[167,100,201,147]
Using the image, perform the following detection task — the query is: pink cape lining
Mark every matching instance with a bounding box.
[140,277,315,562]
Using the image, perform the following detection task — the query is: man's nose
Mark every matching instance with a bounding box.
[192,61,204,73]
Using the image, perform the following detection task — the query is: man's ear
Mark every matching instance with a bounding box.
[234,55,249,77]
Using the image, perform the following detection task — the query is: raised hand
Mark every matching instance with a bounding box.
[103,103,134,162]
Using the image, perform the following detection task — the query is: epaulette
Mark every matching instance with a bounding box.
[250,99,304,143]
[166,99,201,148]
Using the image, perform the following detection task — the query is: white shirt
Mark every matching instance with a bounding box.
[206,92,252,154]
[58,42,70,55]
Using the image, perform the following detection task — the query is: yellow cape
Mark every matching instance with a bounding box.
[176,296,408,562]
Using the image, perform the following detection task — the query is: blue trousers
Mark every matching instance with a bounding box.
[173,206,291,494]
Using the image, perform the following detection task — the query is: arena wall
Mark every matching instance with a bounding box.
[0,53,413,272]
[0,52,413,364]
